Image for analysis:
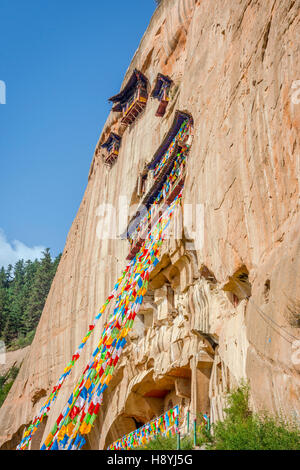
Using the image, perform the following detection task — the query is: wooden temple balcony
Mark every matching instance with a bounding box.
[126,162,186,261]
[109,69,148,128]
[101,133,121,167]
[121,88,148,126]
[104,147,119,166]
[151,73,173,118]
[124,110,193,261]
[155,96,169,118]
[148,110,193,173]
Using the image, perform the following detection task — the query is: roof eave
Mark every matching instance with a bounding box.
[148,110,192,169]
[108,69,148,104]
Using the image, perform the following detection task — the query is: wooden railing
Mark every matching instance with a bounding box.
[121,87,148,125]
[127,165,186,260]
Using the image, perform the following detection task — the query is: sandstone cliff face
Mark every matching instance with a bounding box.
[0,347,29,378]
[0,0,299,449]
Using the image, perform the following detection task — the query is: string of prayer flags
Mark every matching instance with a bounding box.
[17,116,187,450]
[17,268,129,450]
[153,119,192,177]
[108,406,180,450]
[37,196,182,450]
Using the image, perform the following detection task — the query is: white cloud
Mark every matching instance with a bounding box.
[0,228,46,268]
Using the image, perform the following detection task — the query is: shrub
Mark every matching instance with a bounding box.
[135,433,195,451]
[0,365,20,408]
[8,329,36,351]
[129,384,300,451]
[208,382,300,450]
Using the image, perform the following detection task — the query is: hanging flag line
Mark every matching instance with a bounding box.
[16,268,132,450]
[16,120,192,451]
[108,408,213,451]
[18,190,179,450]
[108,406,180,450]
[17,197,179,450]
[36,196,181,451]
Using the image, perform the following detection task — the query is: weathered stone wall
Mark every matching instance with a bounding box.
[0,347,29,378]
[0,0,299,449]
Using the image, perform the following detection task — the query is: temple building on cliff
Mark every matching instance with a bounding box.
[1,0,299,452]
[125,111,193,261]
[109,69,148,127]
[100,133,122,167]
[151,73,173,117]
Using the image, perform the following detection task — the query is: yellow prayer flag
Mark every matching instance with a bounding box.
[105,374,112,385]
[85,378,91,390]
[122,328,129,338]
[44,433,53,447]
[82,424,92,435]
[57,425,67,441]
[79,422,87,434]
[67,423,75,437]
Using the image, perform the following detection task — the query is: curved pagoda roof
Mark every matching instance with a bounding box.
[151,73,173,99]
[148,110,193,170]
[125,141,181,238]
[100,132,121,149]
[108,69,148,112]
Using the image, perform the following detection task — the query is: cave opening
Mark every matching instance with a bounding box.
[223,265,252,307]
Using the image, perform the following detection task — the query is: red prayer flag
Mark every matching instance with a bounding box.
[88,402,95,415]
[56,413,63,426]
[93,403,100,415]
[113,356,119,366]
[70,406,80,420]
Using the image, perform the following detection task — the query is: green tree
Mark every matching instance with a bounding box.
[0,249,61,349]
[8,260,26,337]
[20,259,39,335]
[0,267,8,335]
[24,249,54,332]
[208,383,300,450]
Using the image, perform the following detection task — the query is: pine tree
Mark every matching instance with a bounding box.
[6,265,13,285]
[3,261,25,343]
[0,249,61,348]
[24,249,54,332]
[20,260,39,335]
[0,267,8,336]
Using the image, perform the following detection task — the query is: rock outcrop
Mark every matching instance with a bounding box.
[0,347,30,378]
[0,0,299,449]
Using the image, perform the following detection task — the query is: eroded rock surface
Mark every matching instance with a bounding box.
[0,347,30,378]
[0,0,299,449]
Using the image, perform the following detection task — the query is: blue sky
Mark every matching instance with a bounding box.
[0,0,156,267]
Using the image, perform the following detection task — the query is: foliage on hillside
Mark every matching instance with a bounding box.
[138,434,194,450]
[136,384,300,450]
[0,365,20,408]
[0,249,61,350]
[207,383,300,450]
